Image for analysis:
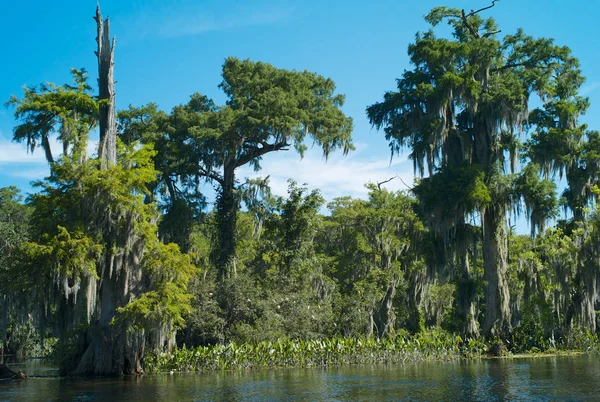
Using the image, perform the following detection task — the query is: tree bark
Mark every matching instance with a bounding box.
[95,6,117,168]
[366,310,375,339]
[74,255,144,376]
[1,295,7,352]
[577,261,597,331]
[456,224,479,337]
[374,276,398,338]
[216,164,237,280]
[481,205,511,336]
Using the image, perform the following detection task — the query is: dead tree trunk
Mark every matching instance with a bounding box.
[69,6,145,376]
[95,6,117,168]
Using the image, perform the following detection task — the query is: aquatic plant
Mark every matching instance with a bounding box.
[145,331,489,373]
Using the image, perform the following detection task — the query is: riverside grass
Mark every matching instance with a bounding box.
[146,329,600,373]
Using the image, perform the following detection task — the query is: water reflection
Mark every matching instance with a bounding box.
[0,355,599,401]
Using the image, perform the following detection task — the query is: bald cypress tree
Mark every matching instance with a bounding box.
[8,6,196,376]
[123,59,354,280]
[368,2,579,336]
[527,50,600,331]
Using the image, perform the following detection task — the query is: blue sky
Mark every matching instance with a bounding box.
[1,0,600,231]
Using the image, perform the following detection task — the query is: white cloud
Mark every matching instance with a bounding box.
[0,133,99,180]
[0,136,49,164]
[239,147,414,202]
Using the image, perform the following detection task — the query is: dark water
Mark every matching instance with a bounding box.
[1,355,599,401]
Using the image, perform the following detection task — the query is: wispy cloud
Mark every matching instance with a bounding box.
[7,166,50,180]
[0,134,98,164]
[0,135,50,164]
[1,129,413,203]
[239,146,414,202]
[121,2,292,40]
[580,82,600,96]
[0,133,99,181]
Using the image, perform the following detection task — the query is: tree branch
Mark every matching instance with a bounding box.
[377,176,397,190]
[466,0,499,18]
[376,175,414,191]
[197,167,224,186]
[491,60,541,73]
[397,175,414,191]
[482,30,501,38]
[235,141,290,168]
[461,9,480,39]
[461,1,500,39]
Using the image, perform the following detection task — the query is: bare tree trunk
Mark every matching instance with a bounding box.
[482,205,511,336]
[366,309,375,339]
[70,7,145,376]
[95,6,117,168]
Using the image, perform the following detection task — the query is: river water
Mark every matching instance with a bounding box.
[1,354,599,401]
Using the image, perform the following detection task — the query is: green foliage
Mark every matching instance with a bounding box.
[324,185,426,336]
[422,283,455,326]
[0,187,31,289]
[0,187,38,355]
[146,330,489,373]
[8,69,99,163]
[113,242,198,333]
[11,132,198,363]
[121,58,354,277]
[515,164,558,236]
[413,164,490,232]
[218,57,354,159]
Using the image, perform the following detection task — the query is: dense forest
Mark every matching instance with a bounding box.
[2,3,600,376]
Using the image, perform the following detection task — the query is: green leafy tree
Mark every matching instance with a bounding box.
[0,187,34,354]
[7,6,197,376]
[130,58,354,279]
[16,142,196,375]
[325,184,426,337]
[118,103,206,252]
[7,69,99,164]
[368,2,578,336]
[526,58,600,330]
[250,181,335,340]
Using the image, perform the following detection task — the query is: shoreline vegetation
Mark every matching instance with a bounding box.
[2,329,596,377]
[145,330,600,374]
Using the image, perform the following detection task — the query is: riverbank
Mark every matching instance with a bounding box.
[4,354,600,401]
[145,330,600,373]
